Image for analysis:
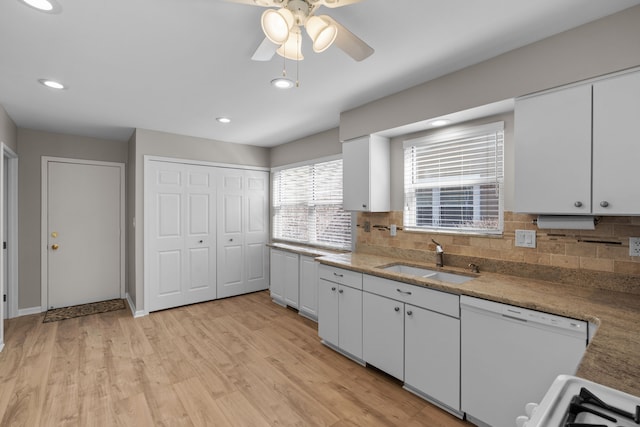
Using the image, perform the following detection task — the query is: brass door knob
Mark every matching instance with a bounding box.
[51,244,59,250]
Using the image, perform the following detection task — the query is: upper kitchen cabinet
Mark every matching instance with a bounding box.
[592,71,640,215]
[514,69,640,215]
[343,135,390,212]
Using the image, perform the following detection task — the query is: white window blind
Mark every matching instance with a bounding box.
[272,158,352,249]
[403,122,504,234]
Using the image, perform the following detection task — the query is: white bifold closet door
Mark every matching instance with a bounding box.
[217,169,269,298]
[147,161,217,312]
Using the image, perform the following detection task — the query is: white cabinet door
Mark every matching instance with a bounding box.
[299,255,319,320]
[593,71,640,215]
[343,135,390,212]
[338,285,363,359]
[283,251,299,308]
[405,304,460,411]
[514,85,592,214]
[363,292,404,380]
[318,279,339,346]
[269,248,285,304]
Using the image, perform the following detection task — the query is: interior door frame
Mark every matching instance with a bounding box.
[1,144,18,320]
[40,157,125,310]
[143,155,269,316]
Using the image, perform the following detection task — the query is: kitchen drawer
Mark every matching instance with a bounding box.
[319,264,363,290]
[363,274,459,318]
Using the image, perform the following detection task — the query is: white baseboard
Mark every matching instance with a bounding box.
[18,306,44,317]
[126,293,147,318]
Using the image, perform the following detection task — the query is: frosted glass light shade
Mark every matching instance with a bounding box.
[276,27,304,60]
[261,8,294,44]
[305,15,337,53]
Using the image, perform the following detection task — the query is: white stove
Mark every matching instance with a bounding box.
[518,375,640,427]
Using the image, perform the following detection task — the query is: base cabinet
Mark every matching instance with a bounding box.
[405,304,460,411]
[269,248,299,308]
[318,265,363,361]
[299,255,319,320]
[362,292,404,380]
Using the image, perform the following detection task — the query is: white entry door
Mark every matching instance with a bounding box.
[2,154,7,319]
[217,169,269,298]
[147,161,217,312]
[45,159,124,309]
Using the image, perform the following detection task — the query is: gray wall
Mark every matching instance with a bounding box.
[340,5,640,141]
[17,129,128,310]
[131,128,270,312]
[0,105,17,152]
[270,128,342,168]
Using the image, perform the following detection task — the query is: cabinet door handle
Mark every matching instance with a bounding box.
[600,201,609,208]
[338,289,344,294]
[396,288,412,295]
[574,201,582,208]
[362,204,367,209]
[406,310,413,316]
[394,306,400,312]
[333,272,344,278]
[331,287,336,291]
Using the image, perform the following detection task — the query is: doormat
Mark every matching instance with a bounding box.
[43,299,126,323]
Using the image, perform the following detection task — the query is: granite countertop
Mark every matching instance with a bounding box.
[267,242,347,258]
[314,252,640,398]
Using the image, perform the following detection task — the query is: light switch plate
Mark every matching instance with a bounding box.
[515,229,536,248]
[630,237,640,256]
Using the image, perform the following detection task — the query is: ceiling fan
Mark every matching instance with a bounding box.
[225,0,374,62]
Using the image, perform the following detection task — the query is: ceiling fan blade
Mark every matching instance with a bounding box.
[321,0,364,8]
[251,37,279,61]
[326,17,374,61]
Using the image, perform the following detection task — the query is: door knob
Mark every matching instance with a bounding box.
[51,244,59,250]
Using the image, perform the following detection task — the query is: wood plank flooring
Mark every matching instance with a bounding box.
[0,291,473,426]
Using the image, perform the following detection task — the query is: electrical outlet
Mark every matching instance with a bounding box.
[390,224,397,237]
[630,237,640,257]
[515,229,536,248]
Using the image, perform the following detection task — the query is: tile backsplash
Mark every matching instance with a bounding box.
[356,211,640,294]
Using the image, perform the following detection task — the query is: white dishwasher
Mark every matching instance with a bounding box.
[460,296,588,427]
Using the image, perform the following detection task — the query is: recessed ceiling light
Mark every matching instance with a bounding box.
[216,117,231,124]
[271,77,294,89]
[431,119,450,127]
[20,0,61,13]
[38,79,65,90]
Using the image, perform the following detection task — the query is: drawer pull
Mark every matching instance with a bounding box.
[333,272,344,278]
[396,288,412,296]
[394,306,400,312]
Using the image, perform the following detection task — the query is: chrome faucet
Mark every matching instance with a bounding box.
[432,239,444,267]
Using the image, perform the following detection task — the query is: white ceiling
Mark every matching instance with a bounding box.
[1,0,639,147]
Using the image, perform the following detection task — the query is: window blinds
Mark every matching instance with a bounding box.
[272,158,352,249]
[403,122,504,234]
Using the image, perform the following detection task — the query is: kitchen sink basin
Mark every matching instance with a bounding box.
[379,263,474,285]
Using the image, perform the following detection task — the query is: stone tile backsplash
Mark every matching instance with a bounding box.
[356,211,640,294]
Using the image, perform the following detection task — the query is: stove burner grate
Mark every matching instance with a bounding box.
[562,387,640,427]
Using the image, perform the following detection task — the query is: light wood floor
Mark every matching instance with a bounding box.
[0,291,473,426]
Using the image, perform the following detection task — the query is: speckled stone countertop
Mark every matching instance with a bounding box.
[314,252,640,398]
[267,242,347,258]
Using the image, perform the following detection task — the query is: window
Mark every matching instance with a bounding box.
[403,122,504,234]
[272,157,352,249]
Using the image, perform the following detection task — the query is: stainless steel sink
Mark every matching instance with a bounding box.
[379,263,474,285]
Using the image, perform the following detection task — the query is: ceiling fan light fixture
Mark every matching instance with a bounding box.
[22,0,53,11]
[305,15,337,53]
[261,8,294,45]
[276,27,304,61]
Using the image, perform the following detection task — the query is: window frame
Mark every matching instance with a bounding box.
[271,155,352,250]
[403,121,505,235]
